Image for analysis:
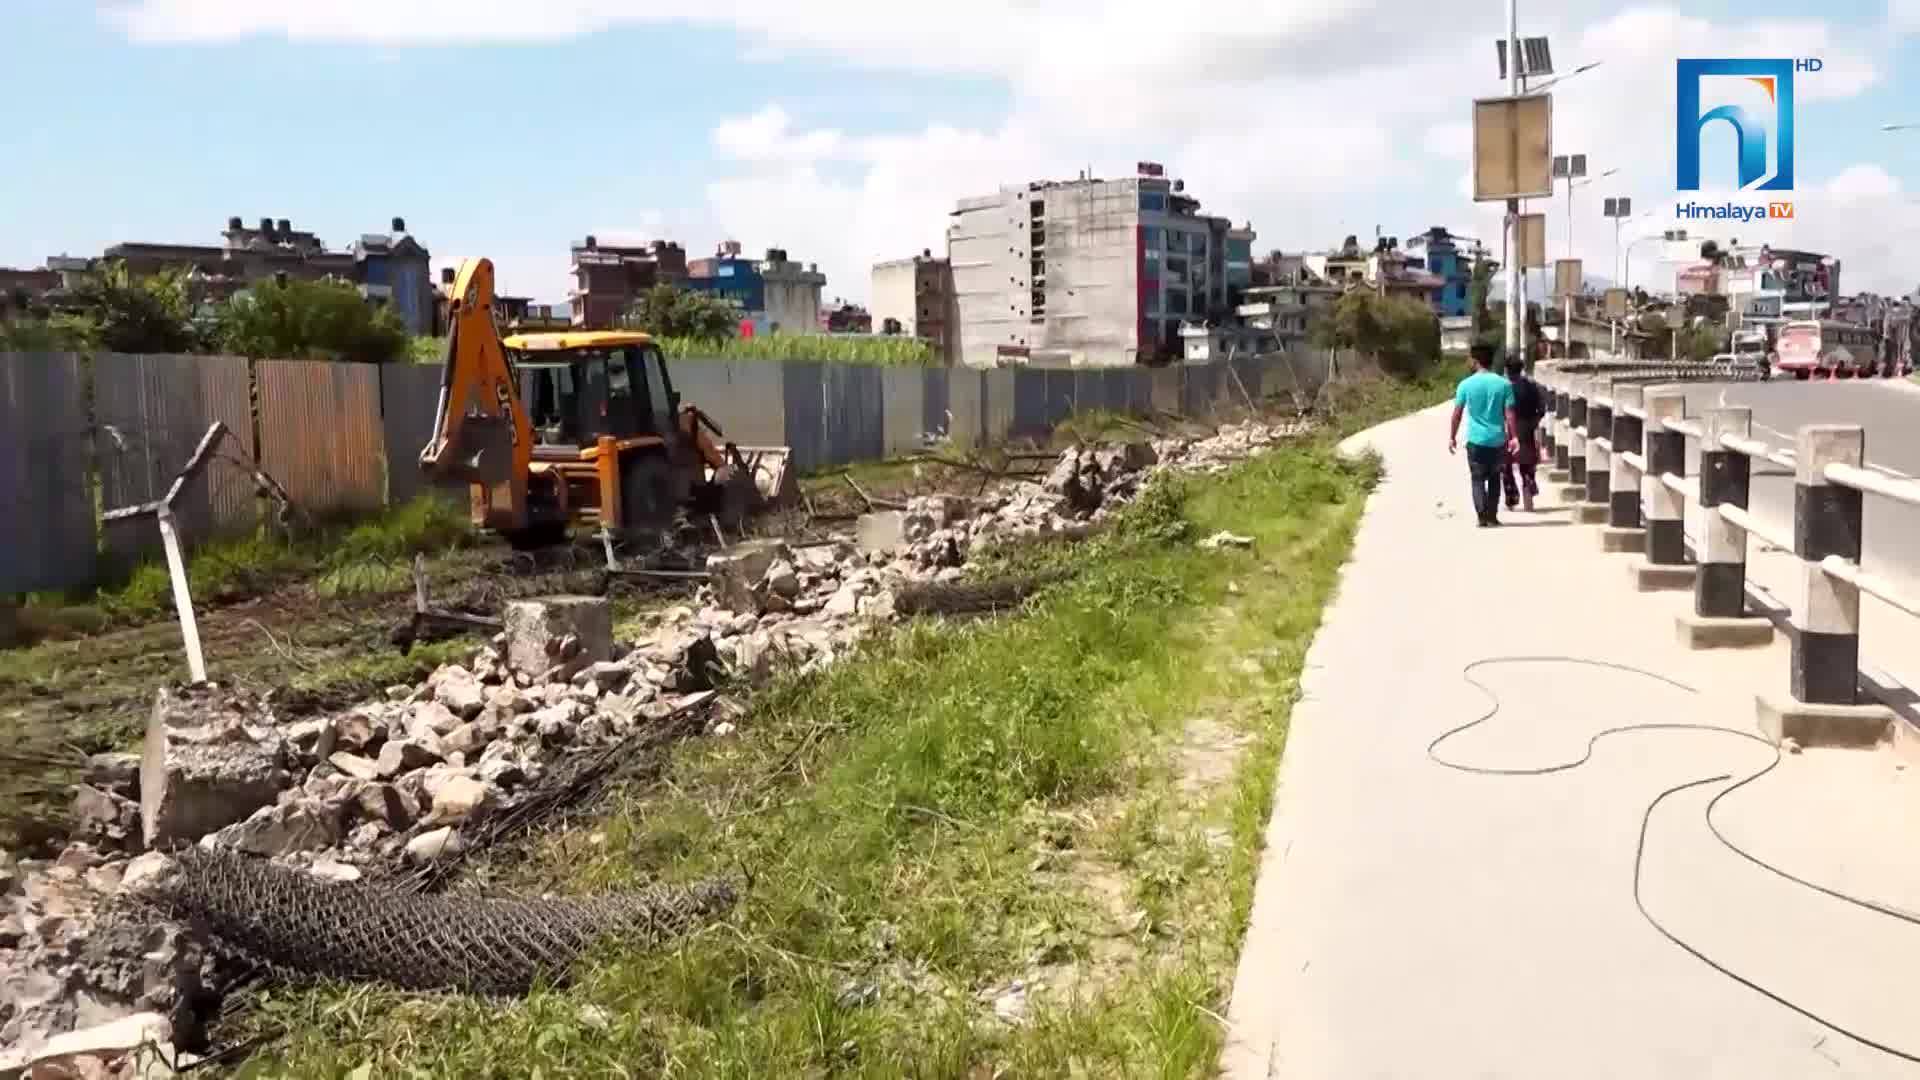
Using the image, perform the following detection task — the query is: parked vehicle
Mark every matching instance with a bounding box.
[1773,319,1884,380]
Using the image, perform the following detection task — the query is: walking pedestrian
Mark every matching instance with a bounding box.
[1502,358,1546,512]
[1448,344,1519,527]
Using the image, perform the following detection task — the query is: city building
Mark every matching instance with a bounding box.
[568,236,688,329]
[349,222,434,334]
[1301,239,1370,289]
[1407,227,1474,317]
[870,250,956,358]
[946,163,1253,368]
[684,241,826,335]
[820,300,873,334]
[36,214,434,331]
[1234,279,1339,350]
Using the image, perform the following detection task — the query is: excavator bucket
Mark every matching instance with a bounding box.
[733,445,796,506]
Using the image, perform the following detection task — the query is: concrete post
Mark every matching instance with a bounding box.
[1583,384,1613,511]
[1675,408,1775,648]
[1539,374,1557,461]
[1630,390,1695,591]
[1789,425,1865,705]
[1567,378,1589,485]
[1695,408,1753,618]
[1553,384,1571,471]
[1608,384,1643,529]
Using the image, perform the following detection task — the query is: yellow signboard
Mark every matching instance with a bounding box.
[1472,94,1553,202]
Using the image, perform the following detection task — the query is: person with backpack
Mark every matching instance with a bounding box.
[1502,357,1547,512]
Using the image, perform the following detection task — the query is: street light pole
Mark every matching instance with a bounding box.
[1504,0,1522,367]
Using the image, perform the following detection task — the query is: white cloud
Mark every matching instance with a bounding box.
[105,1,1911,300]
[1424,123,1472,161]
[1893,0,1920,33]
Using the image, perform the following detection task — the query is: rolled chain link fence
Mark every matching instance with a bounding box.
[140,849,736,995]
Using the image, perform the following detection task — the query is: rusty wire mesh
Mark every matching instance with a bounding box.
[141,849,735,995]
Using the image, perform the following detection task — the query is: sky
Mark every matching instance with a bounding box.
[2,1,1917,308]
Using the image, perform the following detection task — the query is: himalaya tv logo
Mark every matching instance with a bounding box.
[1676,58,1818,218]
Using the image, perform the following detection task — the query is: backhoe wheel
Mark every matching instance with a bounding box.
[619,452,678,533]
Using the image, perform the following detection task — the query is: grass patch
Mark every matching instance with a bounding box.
[238,374,1440,1078]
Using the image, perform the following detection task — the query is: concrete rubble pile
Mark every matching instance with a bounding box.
[0,416,1312,1072]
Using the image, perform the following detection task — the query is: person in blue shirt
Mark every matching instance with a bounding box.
[1447,344,1519,527]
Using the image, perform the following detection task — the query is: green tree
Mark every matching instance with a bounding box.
[1311,289,1440,378]
[215,277,410,363]
[619,285,739,341]
[68,260,203,353]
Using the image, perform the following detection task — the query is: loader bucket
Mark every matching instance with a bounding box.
[733,445,796,507]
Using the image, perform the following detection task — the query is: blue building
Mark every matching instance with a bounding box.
[1417,226,1471,318]
[685,242,825,334]
[351,217,433,335]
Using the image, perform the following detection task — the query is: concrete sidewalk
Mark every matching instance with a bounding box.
[1221,403,1920,1079]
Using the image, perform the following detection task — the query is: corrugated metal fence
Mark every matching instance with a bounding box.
[0,348,1339,594]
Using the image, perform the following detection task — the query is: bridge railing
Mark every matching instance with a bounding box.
[1534,360,1918,745]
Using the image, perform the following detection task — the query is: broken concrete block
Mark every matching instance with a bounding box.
[405,826,465,864]
[409,700,462,740]
[763,560,801,599]
[707,539,792,612]
[82,752,141,800]
[71,785,141,851]
[284,717,339,764]
[431,666,487,719]
[429,776,492,825]
[118,851,177,896]
[332,710,385,753]
[440,720,497,758]
[326,751,382,782]
[141,690,292,849]
[856,512,907,556]
[307,858,361,884]
[375,738,442,778]
[503,596,612,679]
[349,782,414,830]
[215,800,339,857]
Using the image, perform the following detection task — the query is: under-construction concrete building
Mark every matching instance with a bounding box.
[946,165,1253,368]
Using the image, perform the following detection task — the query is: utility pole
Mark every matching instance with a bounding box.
[1504,0,1523,368]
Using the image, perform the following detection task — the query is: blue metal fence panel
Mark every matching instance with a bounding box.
[1043,370,1078,430]
[93,353,255,562]
[1150,365,1182,415]
[379,363,463,508]
[982,368,1017,445]
[1011,368,1049,439]
[781,362,827,473]
[947,367,985,448]
[1182,362,1223,418]
[0,352,95,593]
[880,367,925,459]
[922,366,952,443]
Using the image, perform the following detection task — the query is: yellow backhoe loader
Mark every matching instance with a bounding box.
[419,257,790,547]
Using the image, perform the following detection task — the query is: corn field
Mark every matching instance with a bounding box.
[658,334,937,366]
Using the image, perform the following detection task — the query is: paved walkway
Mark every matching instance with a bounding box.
[1222,403,1920,1079]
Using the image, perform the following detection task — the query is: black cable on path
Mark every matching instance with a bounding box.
[1431,655,1920,1065]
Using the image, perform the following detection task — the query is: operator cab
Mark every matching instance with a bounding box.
[502,332,679,456]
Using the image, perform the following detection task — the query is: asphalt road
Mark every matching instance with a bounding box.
[1674,379,1920,589]
[1667,378,1920,690]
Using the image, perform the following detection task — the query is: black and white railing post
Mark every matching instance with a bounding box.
[1577,382,1613,524]
[1790,426,1866,705]
[1677,407,1775,648]
[1552,381,1571,474]
[1632,390,1695,591]
[1567,379,1589,486]
[1603,384,1644,551]
[1540,375,1557,463]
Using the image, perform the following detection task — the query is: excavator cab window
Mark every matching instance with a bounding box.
[519,362,579,446]
[633,345,677,436]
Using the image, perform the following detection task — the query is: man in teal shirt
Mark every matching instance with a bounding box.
[1448,344,1519,527]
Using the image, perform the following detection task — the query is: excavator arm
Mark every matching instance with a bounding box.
[418,257,533,533]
